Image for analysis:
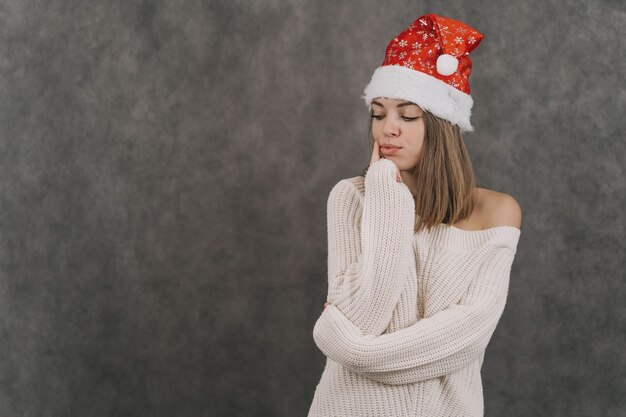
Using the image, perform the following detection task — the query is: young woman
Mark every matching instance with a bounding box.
[309,13,522,417]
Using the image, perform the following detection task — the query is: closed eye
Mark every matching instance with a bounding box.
[370,114,420,121]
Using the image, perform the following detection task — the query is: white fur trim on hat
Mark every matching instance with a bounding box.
[362,65,475,133]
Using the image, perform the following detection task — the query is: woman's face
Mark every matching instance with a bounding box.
[370,97,425,170]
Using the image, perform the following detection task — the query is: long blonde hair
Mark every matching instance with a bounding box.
[361,108,478,234]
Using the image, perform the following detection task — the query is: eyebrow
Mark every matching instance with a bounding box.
[371,100,418,109]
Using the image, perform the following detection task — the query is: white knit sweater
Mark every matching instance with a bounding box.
[309,158,521,417]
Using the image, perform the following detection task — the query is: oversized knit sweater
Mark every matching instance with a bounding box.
[308,158,521,417]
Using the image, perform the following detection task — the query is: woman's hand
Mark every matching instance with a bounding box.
[324,301,331,309]
[371,140,403,183]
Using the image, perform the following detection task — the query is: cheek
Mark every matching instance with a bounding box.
[410,124,425,143]
[407,130,425,154]
[371,124,383,140]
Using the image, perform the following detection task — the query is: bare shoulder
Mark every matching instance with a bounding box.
[476,187,522,229]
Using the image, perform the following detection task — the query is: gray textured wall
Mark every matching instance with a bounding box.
[1,1,624,416]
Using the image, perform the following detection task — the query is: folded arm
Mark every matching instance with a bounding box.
[314,246,516,385]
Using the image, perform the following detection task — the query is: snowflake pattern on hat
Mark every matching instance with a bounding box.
[381,13,484,94]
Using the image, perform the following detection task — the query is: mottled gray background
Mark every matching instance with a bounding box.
[0,0,624,416]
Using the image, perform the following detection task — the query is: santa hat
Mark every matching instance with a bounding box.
[362,13,485,133]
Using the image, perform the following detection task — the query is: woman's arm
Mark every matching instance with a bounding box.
[326,158,415,337]
[314,245,516,385]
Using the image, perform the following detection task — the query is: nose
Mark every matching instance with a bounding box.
[383,117,400,137]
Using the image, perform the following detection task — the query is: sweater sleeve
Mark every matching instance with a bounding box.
[313,245,516,385]
[325,158,415,337]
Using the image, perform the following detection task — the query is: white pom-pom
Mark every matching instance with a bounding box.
[436,53,459,76]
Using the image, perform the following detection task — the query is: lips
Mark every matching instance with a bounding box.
[380,145,402,155]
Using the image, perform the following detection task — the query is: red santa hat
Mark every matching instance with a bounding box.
[362,13,485,133]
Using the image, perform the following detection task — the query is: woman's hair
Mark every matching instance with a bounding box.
[361,106,478,234]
